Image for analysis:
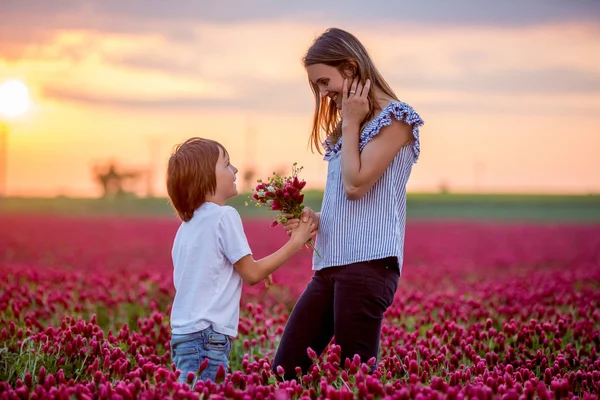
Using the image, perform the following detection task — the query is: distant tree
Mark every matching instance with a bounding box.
[243,166,256,193]
[92,161,145,198]
[273,165,288,178]
[438,179,450,194]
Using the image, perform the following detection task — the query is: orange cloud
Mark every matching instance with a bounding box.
[1,20,599,196]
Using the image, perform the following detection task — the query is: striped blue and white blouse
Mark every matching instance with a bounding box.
[312,101,424,274]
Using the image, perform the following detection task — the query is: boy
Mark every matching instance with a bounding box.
[166,137,316,384]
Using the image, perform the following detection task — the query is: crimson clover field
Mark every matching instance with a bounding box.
[1,210,599,399]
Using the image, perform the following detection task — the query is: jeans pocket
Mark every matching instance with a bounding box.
[205,332,229,352]
[383,263,400,309]
[174,346,199,356]
[360,261,399,316]
[384,274,399,308]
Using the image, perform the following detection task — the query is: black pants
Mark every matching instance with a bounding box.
[272,257,400,381]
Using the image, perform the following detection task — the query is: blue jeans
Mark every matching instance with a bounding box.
[171,326,232,384]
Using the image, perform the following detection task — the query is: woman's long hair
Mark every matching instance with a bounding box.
[303,28,398,154]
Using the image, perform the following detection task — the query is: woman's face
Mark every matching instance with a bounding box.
[306,63,349,110]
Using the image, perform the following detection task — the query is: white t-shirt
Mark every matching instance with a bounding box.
[170,202,252,337]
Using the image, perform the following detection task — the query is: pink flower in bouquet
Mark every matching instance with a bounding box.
[270,199,283,211]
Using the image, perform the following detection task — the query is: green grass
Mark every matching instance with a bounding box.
[404,193,600,222]
[1,192,599,222]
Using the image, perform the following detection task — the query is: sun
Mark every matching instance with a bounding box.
[0,79,31,118]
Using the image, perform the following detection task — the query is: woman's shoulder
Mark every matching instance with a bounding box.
[323,101,424,161]
[371,100,423,127]
[359,100,424,161]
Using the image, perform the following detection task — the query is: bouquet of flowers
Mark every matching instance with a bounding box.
[246,163,320,257]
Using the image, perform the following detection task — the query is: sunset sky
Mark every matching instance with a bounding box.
[1,1,599,197]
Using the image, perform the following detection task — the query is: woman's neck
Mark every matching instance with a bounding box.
[372,88,396,113]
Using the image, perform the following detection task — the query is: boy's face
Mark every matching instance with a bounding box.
[214,148,238,201]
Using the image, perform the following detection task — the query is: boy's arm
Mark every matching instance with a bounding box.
[234,218,317,285]
[234,240,304,286]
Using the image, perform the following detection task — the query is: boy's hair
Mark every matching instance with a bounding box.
[166,137,228,222]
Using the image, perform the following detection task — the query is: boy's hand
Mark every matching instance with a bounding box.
[264,274,274,288]
[290,218,318,246]
[282,207,319,236]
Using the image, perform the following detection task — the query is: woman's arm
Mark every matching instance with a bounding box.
[341,119,413,200]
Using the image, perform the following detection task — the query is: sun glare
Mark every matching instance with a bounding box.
[0,79,31,118]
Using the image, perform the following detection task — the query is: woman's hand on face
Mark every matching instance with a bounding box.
[281,207,318,236]
[342,77,371,127]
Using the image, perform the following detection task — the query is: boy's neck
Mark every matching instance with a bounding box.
[204,194,226,206]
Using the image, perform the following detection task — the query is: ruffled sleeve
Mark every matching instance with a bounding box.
[323,136,339,161]
[359,101,424,163]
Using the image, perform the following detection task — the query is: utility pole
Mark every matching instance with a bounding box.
[243,122,257,192]
[146,135,161,198]
[245,123,256,166]
[474,160,485,193]
[0,122,7,197]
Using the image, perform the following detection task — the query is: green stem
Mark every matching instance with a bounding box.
[306,239,322,258]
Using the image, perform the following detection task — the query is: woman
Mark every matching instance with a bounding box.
[272,27,424,381]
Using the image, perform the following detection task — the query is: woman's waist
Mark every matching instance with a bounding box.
[321,185,407,212]
[319,205,405,227]
[316,224,404,245]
